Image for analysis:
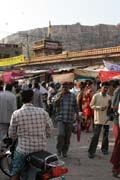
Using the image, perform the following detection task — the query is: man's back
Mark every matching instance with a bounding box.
[9,103,53,155]
[33,88,43,108]
[8,89,54,180]
[0,91,17,123]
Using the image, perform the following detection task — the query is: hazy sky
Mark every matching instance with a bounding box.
[0,0,119,39]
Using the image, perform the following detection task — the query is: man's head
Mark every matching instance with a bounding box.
[61,81,69,94]
[21,89,33,103]
[34,82,39,89]
[110,80,119,89]
[5,84,13,91]
[101,82,109,96]
[28,83,32,89]
[49,82,55,88]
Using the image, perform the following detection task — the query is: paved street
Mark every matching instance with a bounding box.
[49,126,116,180]
[0,125,116,180]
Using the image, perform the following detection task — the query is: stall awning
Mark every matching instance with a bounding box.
[52,73,75,83]
[74,69,98,78]
[99,70,120,82]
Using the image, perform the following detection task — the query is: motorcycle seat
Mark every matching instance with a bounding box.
[26,150,58,169]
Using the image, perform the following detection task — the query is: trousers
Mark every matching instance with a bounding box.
[56,121,73,154]
[88,124,109,154]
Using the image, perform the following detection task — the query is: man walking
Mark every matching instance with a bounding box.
[32,82,43,108]
[88,82,111,158]
[0,84,17,144]
[9,89,53,180]
[55,82,79,157]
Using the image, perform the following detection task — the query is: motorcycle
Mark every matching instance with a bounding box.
[0,138,68,180]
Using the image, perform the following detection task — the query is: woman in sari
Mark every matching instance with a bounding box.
[82,88,92,132]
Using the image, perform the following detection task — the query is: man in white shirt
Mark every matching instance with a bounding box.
[32,82,43,108]
[88,82,111,158]
[0,84,17,144]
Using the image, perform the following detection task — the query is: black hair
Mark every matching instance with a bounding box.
[49,82,55,88]
[28,83,32,89]
[0,80,3,86]
[55,83,61,89]
[34,82,39,89]
[16,88,21,94]
[5,84,13,91]
[0,85,3,91]
[109,80,119,88]
[86,80,93,86]
[101,82,109,87]
[21,89,33,103]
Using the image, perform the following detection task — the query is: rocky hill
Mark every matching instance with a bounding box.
[1,23,120,57]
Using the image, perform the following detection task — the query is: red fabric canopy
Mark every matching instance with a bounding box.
[11,71,25,77]
[99,70,120,82]
[2,71,25,83]
[2,72,12,83]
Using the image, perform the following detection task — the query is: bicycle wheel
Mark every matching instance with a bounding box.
[0,153,12,177]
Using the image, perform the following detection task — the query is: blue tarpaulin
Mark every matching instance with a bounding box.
[103,60,120,72]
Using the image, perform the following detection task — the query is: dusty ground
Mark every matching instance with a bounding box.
[0,125,117,180]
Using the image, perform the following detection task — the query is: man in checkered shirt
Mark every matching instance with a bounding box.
[8,89,53,180]
[55,82,79,158]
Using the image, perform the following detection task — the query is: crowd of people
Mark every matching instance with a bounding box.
[0,78,120,179]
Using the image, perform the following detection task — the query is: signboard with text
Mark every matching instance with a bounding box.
[0,55,25,67]
[45,41,62,50]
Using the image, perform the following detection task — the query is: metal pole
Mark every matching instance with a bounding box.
[26,34,30,59]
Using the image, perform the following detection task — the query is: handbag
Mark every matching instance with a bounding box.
[72,121,81,142]
[72,123,78,134]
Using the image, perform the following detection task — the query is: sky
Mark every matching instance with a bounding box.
[0,0,120,39]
